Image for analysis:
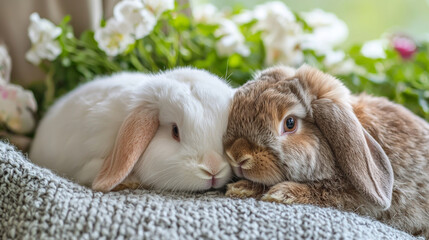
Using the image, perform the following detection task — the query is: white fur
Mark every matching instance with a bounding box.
[30,68,234,191]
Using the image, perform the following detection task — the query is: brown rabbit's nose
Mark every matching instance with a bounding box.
[226,138,254,168]
[237,155,252,168]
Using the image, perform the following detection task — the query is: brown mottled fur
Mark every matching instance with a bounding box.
[224,65,429,237]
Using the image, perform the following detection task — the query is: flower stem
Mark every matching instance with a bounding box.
[137,40,159,71]
[44,68,55,110]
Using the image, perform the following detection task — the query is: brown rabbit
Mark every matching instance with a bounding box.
[223,65,429,237]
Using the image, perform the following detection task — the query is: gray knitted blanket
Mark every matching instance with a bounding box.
[0,142,422,239]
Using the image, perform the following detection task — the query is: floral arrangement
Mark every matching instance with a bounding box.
[0,46,37,134]
[0,0,428,146]
[0,45,37,149]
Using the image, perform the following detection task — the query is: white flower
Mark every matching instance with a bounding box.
[143,0,175,17]
[361,39,388,59]
[192,4,248,57]
[0,82,37,134]
[0,44,12,83]
[301,9,348,54]
[193,4,223,24]
[324,50,346,66]
[25,13,62,65]
[264,42,304,67]
[215,19,250,57]
[323,50,355,75]
[232,10,254,25]
[253,1,296,24]
[114,0,157,39]
[253,1,304,66]
[95,19,135,56]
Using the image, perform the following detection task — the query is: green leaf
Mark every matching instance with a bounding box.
[228,54,242,68]
[129,55,145,72]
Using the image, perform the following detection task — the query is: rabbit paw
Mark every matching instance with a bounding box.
[225,179,266,199]
[261,181,312,204]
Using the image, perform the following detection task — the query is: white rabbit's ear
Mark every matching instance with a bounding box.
[296,65,394,209]
[92,108,159,192]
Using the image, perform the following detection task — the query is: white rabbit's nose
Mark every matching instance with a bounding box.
[200,151,225,176]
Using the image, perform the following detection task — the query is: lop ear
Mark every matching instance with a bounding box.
[92,108,159,192]
[312,97,394,209]
[294,65,393,209]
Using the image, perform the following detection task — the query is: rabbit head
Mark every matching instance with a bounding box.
[92,68,233,192]
[223,65,393,209]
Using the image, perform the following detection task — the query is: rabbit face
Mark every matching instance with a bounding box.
[134,73,234,191]
[223,68,336,186]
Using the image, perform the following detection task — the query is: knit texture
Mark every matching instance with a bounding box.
[0,142,422,239]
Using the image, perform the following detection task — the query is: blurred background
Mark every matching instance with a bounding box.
[2,0,428,84]
[193,0,429,47]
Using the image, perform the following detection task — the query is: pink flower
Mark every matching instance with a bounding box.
[0,82,37,134]
[1,90,8,99]
[393,36,417,60]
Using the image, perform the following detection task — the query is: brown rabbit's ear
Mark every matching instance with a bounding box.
[294,65,393,209]
[312,96,394,209]
[92,108,159,192]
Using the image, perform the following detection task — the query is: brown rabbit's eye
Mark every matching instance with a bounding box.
[283,116,297,133]
[172,124,180,142]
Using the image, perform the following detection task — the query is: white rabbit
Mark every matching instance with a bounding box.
[30,68,234,192]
